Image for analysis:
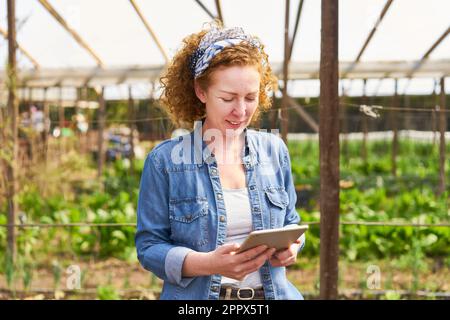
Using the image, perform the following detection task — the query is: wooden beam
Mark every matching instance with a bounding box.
[129,0,169,64]
[288,0,305,61]
[3,60,449,88]
[6,0,18,263]
[407,26,450,78]
[0,27,40,69]
[42,87,49,163]
[287,96,319,132]
[281,0,290,143]
[37,0,104,68]
[431,79,438,146]
[319,0,339,300]
[340,82,349,161]
[390,79,399,177]
[438,77,446,195]
[96,87,106,181]
[215,0,224,25]
[342,0,394,77]
[128,86,135,176]
[287,59,450,80]
[193,0,216,20]
[58,86,64,129]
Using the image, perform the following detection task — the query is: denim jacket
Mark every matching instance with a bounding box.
[135,122,305,300]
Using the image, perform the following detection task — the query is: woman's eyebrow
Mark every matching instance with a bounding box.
[218,90,258,95]
[218,90,237,95]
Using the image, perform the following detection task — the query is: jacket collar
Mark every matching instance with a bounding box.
[192,119,257,168]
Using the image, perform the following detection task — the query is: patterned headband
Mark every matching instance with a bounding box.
[189,27,262,79]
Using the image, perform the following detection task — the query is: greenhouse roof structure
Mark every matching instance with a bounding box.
[0,0,449,99]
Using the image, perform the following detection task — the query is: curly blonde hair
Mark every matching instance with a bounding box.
[159,24,277,128]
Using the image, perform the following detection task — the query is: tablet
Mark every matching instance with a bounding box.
[236,225,308,253]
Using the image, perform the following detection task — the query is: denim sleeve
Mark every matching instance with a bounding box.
[165,247,195,288]
[279,139,306,254]
[135,151,195,288]
[279,140,301,227]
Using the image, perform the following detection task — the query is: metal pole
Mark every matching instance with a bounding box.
[58,86,65,155]
[193,0,216,20]
[82,86,89,152]
[342,0,394,77]
[0,27,40,69]
[403,94,411,130]
[6,0,18,263]
[319,0,339,300]
[340,83,349,163]
[38,0,104,68]
[438,77,446,195]
[288,96,319,132]
[431,79,438,146]
[97,87,106,181]
[58,86,64,129]
[42,87,49,164]
[281,0,290,144]
[288,0,305,61]
[129,0,170,64]
[128,86,135,176]
[214,0,224,25]
[74,87,81,152]
[391,79,398,177]
[407,26,450,78]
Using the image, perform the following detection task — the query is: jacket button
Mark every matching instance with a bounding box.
[211,285,219,292]
[250,185,256,190]
[211,168,218,175]
[217,193,223,200]
[220,216,226,222]
[185,215,192,221]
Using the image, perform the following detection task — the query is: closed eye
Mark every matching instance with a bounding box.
[221,98,233,102]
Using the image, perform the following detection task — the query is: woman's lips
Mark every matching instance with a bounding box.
[225,120,244,128]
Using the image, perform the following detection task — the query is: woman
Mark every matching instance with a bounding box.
[135,23,305,300]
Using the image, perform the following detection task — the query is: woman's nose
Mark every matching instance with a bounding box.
[233,99,246,117]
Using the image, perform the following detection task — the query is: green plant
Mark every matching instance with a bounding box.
[20,258,34,292]
[0,137,447,299]
[4,253,15,293]
[97,285,120,300]
[52,260,62,290]
[384,291,401,300]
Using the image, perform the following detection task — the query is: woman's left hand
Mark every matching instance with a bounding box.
[269,238,302,267]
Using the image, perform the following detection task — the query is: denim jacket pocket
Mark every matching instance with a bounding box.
[264,187,289,228]
[169,197,209,247]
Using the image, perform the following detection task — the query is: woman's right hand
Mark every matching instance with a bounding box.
[207,243,276,281]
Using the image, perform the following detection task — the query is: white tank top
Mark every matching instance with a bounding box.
[220,187,263,288]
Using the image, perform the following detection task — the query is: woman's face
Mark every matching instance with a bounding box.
[195,65,260,137]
